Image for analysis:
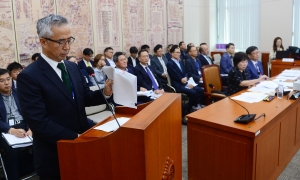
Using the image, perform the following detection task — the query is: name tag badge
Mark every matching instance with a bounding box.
[198,70,201,75]
[85,77,89,83]
[8,116,15,126]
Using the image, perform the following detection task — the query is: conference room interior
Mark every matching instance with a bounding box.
[1,0,300,179]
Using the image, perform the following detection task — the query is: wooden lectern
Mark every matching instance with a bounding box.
[57,93,182,180]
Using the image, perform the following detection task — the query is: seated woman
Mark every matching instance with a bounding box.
[269,37,284,62]
[90,54,107,88]
[227,52,268,96]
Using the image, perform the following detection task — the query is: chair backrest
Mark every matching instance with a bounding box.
[201,64,222,94]
[86,85,107,115]
[213,54,221,65]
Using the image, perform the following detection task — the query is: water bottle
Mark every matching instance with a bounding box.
[277,80,284,99]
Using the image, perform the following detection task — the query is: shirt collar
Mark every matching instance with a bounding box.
[41,52,64,70]
[140,63,148,69]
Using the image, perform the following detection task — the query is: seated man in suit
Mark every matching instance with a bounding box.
[0,69,35,180]
[151,44,169,85]
[245,46,264,80]
[31,53,40,62]
[140,44,153,63]
[198,43,213,66]
[179,41,187,61]
[167,45,204,112]
[165,44,173,61]
[7,62,23,89]
[78,48,94,69]
[77,48,94,86]
[134,49,164,95]
[220,43,235,74]
[104,47,115,67]
[114,52,135,75]
[185,46,203,85]
[128,46,139,67]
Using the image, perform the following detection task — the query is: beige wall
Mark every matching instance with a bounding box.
[260,0,293,52]
[183,0,294,52]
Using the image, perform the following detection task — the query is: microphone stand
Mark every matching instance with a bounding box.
[87,67,121,127]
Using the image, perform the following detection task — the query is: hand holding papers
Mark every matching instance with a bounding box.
[186,77,198,89]
[103,66,137,108]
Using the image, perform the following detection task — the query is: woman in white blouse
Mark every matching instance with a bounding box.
[91,54,107,88]
[269,37,284,62]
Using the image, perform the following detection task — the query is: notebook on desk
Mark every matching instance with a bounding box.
[276,51,290,59]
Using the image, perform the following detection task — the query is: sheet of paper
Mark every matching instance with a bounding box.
[94,117,130,132]
[103,67,137,109]
[113,69,137,108]
[137,90,152,97]
[102,66,114,79]
[231,92,268,103]
[187,77,198,86]
[256,81,278,89]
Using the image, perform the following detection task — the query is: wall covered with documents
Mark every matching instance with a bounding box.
[0,0,184,68]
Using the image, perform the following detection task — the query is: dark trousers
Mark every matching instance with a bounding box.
[177,86,204,108]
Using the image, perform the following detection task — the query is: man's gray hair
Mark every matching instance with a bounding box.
[36,14,69,38]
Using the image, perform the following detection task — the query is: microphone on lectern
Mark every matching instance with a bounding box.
[208,84,265,124]
[86,67,120,127]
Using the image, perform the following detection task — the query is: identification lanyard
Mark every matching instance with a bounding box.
[3,94,16,126]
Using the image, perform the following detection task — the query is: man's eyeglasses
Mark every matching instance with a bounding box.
[43,37,75,47]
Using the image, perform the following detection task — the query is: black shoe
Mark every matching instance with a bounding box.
[182,117,187,125]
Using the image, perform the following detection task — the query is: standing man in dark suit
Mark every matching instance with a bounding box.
[220,43,235,74]
[245,46,264,80]
[127,46,139,67]
[17,14,113,179]
[185,46,203,85]
[151,44,169,85]
[198,43,214,66]
[134,49,164,95]
[6,62,23,89]
[104,47,115,67]
[167,45,204,112]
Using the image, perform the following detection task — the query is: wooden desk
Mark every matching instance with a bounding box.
[57,93,182,180]
[187,93,300,180]
[271,59,300,76]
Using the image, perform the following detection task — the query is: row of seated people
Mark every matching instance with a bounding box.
[70,45,205,113]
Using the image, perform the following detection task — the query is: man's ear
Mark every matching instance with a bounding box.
[40,38,47,48]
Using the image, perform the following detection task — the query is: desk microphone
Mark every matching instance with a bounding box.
[209,84,265,124]
[86,67,120,127]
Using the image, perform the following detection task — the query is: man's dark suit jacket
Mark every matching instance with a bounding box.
[220,52,233,74]
[198,54,213,66]
[133,63,161,90]
[78,59,94,70]
[0,89,22,133]
[165,52,171,61]
[77,60,94,86]
[151,55,168,84]
[127,57,139,67]
[185,57,202,84]
[17,57,107,178]
[105,59,111,66]
[245,59,264,80]
[167,59,188,91]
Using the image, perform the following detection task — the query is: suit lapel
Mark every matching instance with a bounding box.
[171,60,184,76]
[38,58,76,107]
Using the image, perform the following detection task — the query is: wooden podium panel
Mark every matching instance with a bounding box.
[57,93,182,180]
[187,93,300,180]
[271,59,300,76]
